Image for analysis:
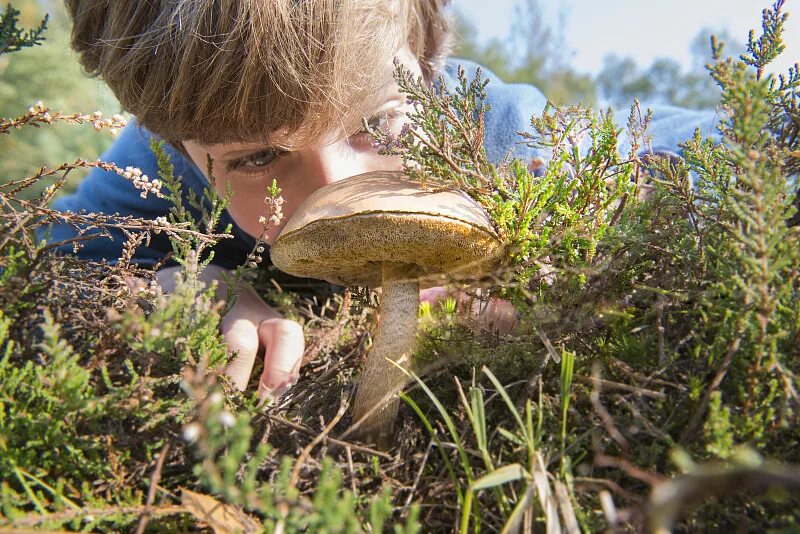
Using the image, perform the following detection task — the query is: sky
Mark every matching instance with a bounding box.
[454,0,800,76]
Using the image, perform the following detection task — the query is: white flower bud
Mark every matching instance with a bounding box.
[218,411,236,428]
[183,422,201,442]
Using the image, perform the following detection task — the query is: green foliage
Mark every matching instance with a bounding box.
[0,1,120,199]
[1,108,418,531]
[742,0,789,79]
[379,1,800,530]
[370,62,642,307]
[704,392,734,458]
[2,1,800,532]
[0,3,46,55]
[0,309,98,481]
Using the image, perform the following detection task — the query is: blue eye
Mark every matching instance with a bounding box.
[358,108,404,137]
[366,113,388,131]
[238,149,279,168]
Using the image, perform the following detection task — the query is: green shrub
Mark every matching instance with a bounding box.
[1,1,799,532]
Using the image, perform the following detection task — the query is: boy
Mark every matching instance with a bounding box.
[50,0,718,401]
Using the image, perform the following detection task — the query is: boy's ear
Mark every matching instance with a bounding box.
[409,0,455,82]
[421,29,454,82]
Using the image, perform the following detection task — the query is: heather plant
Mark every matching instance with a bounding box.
[0,1,122,199]
[0,2,46,54]
[2,1,800,532]
[367,1,800,530]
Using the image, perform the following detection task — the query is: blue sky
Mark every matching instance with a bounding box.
[455,0,800,76]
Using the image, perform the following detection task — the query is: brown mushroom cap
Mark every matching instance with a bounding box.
[270,171,503,287]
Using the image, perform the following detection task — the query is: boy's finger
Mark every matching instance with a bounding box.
[256,318,304,403]
[221,317,261,390]
[478,298,517,335]
[420,286,448,304]
[421,286,518,335]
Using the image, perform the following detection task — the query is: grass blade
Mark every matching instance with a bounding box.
[471,463,528,491]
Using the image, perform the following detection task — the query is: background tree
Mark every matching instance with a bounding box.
[451,0,597,106]
[0,0,120,198]
[451,1,745,111]
[596,28,746,108]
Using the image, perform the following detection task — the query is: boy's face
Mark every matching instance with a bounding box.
[183,47,423,245]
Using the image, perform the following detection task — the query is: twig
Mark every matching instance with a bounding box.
[289,391,351,490]
[607,357,685,390]
[8,505,188,529]
[345,446,357,496]
[617,397,673,444]
[0,107,126,135]
[403,439,434,518]
[276,392,350,533]
[649,461,800,533]
[302,290,352,365]
[574,375,665,399]
[535,324,561,365]
[680,336,742,443]
[135,442,170,534]
[595,453,666,487]
[589,374,631,454]
[573,477,639,502]
[267,414,391,459]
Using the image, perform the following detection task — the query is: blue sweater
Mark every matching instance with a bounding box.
[43,59,720,269]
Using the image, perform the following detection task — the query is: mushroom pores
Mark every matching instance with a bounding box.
[269,171,504,287]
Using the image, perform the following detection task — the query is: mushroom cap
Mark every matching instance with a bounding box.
[269,171,504,287]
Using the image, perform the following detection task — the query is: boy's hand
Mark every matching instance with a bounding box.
[220,284,304,401]
[155,265,304,401]
[420,286,517,335]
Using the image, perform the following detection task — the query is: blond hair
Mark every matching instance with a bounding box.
[65,0,452,147]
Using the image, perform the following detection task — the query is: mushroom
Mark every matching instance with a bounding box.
[270,170,503,447]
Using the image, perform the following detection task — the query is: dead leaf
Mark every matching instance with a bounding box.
[181,489,261,534]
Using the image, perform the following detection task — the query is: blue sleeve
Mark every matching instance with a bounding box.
[39,121,255,269]
[441,58,548,164]
[443,58,722,165]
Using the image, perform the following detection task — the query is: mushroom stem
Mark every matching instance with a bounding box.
[352,262,419,448]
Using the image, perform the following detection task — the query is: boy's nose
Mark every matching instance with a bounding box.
[309,140,369,187]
